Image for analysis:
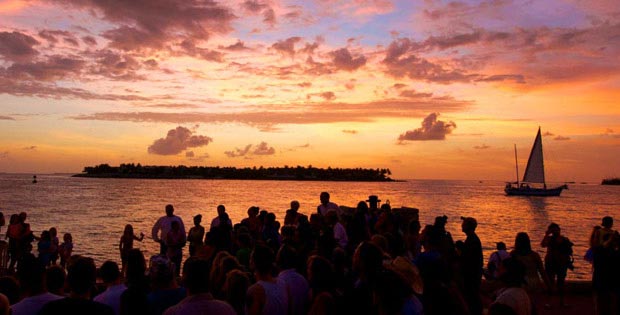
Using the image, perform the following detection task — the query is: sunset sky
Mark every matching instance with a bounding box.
[1,0,619,181]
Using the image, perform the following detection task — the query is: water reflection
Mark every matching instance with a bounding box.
[0,174,618,280]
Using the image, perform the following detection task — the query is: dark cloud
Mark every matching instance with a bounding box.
[342,130,358,134]
[48,0,235,51]
[147,126,213,155]
[185,151,195,157]
[554,135,570,141]
[22,146,37,150]
[225,142,275,157]
[219,40,251,51]
[399,89,433,99]
[543,131,555,136]
[0,77,152,101]
[272,37,302,57]
[0,31,39,62]
[252,141,275,155]
[0,151,9,159]
[307,91,336,101]
[5,55,85,81]
[82,36,97,46]
[88,50,144,80]
[180,39,225,62]
[241,0,268,13]
[398,113,456,141]
[0,115,15,120]
[225,144,252,157]
[298,82,312,88]
[330,48,367,71]
[38,30,79,47]
[473,144,490,149]
[383,38,477,83]
[263,8,276,27]
[477,74,525,84]
[187,152,210,161]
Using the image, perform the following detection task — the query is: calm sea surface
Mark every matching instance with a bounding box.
[0,174,618,280]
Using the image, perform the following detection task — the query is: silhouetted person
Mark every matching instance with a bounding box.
[187,214,205,257]
[317,192,340,216]
[541,223,573,307]
[367,195,380,211]
[487,242,510,280]
[147,255,186,315]
[284,201,303,226]
[163,257,235,315]
[460,216,483,315]
[11,253,62,315]
[491,258,531,315]
[307,255,337,315]
[45,265,66,296]
[0,293,8,315]
[247,244,288,315]
[223,269,250,315]
[120,249,149,315]
[511,232,548,310]
[276,245,309,315]
[120,224,144,275]
[165,221,186,277]
[152,204,185,256]
[40,256,114,315]
[241,206,262,241]
[211,205,232,229]
[94,261,126,315]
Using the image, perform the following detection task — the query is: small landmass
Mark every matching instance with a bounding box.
[73,163,395,182]
[601,177,620,185]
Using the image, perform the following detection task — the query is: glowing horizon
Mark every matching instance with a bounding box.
[1,0,619,182]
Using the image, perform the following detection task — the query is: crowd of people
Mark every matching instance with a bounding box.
[0,192,618,315]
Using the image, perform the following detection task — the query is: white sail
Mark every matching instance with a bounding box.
[522,127,545,184]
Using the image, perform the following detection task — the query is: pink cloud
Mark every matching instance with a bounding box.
[179,39,225,62]
[398,113,456,141]
[147,126,213,155]
[219,40,251,51]
[330,48,367,71]
[225,144,252,157]
[47,0,235,51]
[271,37,302,57]
[6,55,85,81]
[253,141,275,155]
[225,141,275,157]
[0,31,39,62]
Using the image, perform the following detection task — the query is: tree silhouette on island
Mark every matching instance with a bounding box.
[74,163,394,182]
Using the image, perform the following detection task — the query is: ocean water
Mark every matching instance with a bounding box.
[0,174,618,280]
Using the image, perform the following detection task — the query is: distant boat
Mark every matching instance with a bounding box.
[602,178,620,185]
[32,175,37,184]
[505,127,567,196]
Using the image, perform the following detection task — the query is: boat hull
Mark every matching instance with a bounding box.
[504,185,566,196]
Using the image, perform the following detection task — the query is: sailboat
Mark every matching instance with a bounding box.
[505,127,567,196]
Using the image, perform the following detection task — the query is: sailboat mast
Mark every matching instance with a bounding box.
[514,144,519,185]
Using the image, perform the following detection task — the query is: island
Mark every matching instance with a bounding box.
[73,163,395,182]
[601,177,620,185]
